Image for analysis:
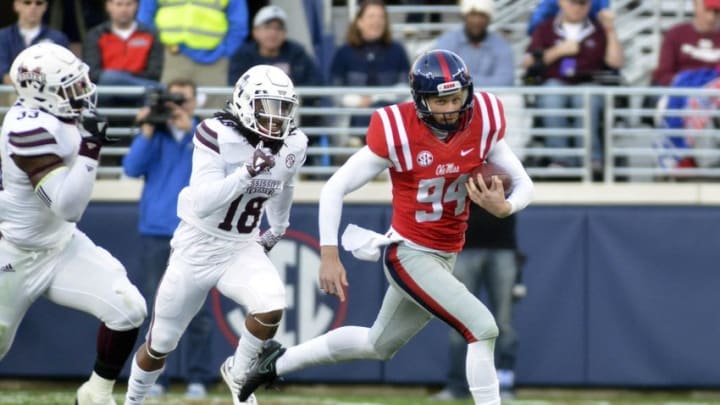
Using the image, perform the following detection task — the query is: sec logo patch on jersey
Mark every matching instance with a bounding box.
[416,150,433,167]
[285,153,296,168]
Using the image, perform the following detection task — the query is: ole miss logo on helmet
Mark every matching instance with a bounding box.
[211,230,347,346]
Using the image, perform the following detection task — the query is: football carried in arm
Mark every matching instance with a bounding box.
[470,162,513,193]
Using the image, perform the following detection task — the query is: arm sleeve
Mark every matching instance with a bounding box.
[34,155,99,223]
[227,47,248,85]
[143,29,164,81]
[52,31,70,49]
[136,1,158,28]
[486,139,534,214]
[221,0,249,57]
[0,30,11,76]
[185,146,253,218]
[265,140,307,236]
[264,177,295,237]
[526,24,548,53]
[527,0,557,35]
[590,0,610,18]
[365,111,390,159]
[482,38,515,87]
[652,28,679,86]
[122,133,159,178]
[82,28,103,83]
[319,147,390,246]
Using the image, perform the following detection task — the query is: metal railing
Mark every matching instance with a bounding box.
[2,84,719,183]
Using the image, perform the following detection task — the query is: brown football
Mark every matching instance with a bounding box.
[470,162,513,193]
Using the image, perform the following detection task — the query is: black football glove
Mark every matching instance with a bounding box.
[78,109,113,160]
[80,109,115,145]
[258,230,282,252]
[246,141,275,177]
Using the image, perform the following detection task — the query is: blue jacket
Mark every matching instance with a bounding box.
[136,0,248,65]
[227,40,323,86]
[527,0,608,35]
[122,123,196,236]
[0,24,69,76]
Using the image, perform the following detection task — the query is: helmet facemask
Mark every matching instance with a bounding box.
[59,71,97,114]
[418,87,473,133]
[253,95,297,140]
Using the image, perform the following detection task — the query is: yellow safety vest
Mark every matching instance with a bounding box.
[155,0,229,50]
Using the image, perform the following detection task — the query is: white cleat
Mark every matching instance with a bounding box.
[75,379,117,405]
[220,357,258,405]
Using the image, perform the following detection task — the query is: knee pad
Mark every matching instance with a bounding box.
[245,273,286,314]
[105,279,147,330]
[148,321,183,354]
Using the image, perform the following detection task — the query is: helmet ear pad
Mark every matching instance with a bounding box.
[409,49,474,133]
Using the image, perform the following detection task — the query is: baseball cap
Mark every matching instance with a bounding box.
[460,0,494,18]
[253,5,288,28]
[705,0,720,9]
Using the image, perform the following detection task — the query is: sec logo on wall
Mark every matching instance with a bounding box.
[211,230,348,346]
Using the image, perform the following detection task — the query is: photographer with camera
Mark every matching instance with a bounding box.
[122,77,213,399]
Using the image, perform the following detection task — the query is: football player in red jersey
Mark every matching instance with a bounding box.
[238,49,534,405]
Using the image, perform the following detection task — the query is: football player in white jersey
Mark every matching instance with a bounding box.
[123,65,308,405]
[0,43,147,405]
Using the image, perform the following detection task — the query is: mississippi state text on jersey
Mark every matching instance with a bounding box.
[176,117,308,241]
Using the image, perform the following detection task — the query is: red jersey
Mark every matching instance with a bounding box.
[366,92,506,252]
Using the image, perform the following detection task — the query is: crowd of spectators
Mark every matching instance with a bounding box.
[0,0,719,176]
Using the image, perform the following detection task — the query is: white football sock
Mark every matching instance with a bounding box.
[230,322,263,381]
[466,339,500,405]
[278,326,377,375]
[124,357,164,405]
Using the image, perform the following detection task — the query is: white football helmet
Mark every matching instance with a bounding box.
[230,65,298,141]
[10,42,96,118]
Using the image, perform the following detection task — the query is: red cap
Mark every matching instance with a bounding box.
[705,0,720,10]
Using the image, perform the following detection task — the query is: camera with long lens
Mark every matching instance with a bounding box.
[140,88,186,125]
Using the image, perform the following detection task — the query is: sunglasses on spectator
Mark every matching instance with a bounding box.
[20,0,47,5]
[568,0,590,4]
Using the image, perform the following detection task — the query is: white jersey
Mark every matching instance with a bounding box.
[0,105,82,249]
[176,117,307,242]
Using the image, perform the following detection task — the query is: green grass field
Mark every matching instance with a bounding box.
[1,381,720,405]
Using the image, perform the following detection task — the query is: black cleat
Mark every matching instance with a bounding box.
[238,340,286,401]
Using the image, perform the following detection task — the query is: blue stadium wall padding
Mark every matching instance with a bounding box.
[2,204,720,388]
